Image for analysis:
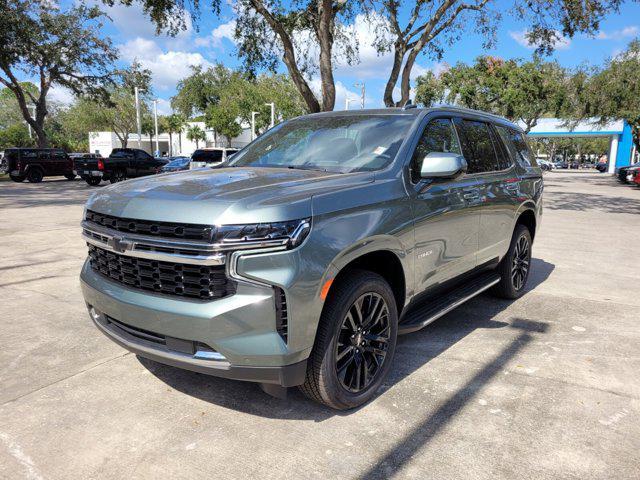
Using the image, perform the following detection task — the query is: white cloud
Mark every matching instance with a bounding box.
[509,30,571,50]
[118,37,213,91]
[595,25,639,40]
[195,20,236,48]
[154,98,173,115]
[48,85,75,105]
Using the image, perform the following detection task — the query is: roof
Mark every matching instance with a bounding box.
[524,118,624,136]
[304,105,520,130]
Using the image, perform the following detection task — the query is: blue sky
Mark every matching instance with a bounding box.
[50,1,640,114]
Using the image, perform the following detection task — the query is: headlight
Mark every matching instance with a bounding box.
[215,218,311,249]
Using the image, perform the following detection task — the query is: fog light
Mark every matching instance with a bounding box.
[88,306,101,322]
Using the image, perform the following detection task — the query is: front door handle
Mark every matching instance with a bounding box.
[463,191,480,200]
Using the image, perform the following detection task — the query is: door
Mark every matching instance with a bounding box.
[454,119,519,266]
[133,150,153,176]
[410,117,481,293]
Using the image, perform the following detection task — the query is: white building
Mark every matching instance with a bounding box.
[88,121,252,158]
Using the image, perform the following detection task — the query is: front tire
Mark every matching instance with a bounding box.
[9,174,25,182]
[300,270,398,410]
[491,224,533,299]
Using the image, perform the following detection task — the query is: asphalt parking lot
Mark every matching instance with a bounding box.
[1,171,639,480]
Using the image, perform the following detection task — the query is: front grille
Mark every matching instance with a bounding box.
[88,244,235,300]
[86,210,214,242]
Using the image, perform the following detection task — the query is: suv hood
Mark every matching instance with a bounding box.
[86,166,374,224]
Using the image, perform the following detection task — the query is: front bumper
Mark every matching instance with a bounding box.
[80,259,313,386]
[88,304,306,386]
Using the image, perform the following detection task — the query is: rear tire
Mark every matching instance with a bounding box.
[27,168,43,183]
[491,224,532,299]
[85,177,101,186]
[9,174,25,182]
[109,169,126,184]
[300,270,398,410]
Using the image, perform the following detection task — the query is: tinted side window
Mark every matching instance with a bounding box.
[489,126,513,170]
[410,118,461,182]
[454,120,498,174]
[496,126,537,167]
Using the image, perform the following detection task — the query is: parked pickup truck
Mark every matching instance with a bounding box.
[77,148,168,186]
[80,107,543,409]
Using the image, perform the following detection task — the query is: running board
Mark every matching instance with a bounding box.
[398,272,501,335]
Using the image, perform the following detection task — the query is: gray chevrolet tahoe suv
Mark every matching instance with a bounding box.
[80,107,542,409]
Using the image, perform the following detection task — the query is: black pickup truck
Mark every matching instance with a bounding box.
[77,148,168,186]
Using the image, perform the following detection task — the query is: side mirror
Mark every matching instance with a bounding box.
[420,152,467,179]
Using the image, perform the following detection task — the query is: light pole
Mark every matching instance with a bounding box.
[251,111,259,141]
[345,98,357,110]
[134,86,142,148]
[153,99,159,156]
[264,102,275,128]
[354,82,365,109]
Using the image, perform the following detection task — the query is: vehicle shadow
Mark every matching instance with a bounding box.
[0,177,98,209]
[140,258,555,422]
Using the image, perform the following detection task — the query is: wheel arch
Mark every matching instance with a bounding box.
[327,246,408,317]
[515,207,537,241]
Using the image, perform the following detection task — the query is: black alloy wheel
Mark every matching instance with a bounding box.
[27,168,43,183]
[491,224,533,299]
[511,234,530,291]
[335,292,391,393]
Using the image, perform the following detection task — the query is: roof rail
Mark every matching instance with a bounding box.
[402,99,417,110]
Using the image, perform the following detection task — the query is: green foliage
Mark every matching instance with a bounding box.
[415,56,567,132]
[567,39,640,150]
[62,63,152,148]
[172,64,232,118]
[186,125,206,148]
[0,0,117,146]
[0,123,33,149]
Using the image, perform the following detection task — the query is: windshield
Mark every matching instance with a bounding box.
[192,150,223,163]
[165,158,189,167]
[228,114,416,173]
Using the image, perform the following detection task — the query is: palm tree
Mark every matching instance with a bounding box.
[161,114,185,155]
[186,125,206,148]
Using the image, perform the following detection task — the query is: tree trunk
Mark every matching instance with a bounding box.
[384,44,406,107]
[316,0,335,111]
[398,48,420,106]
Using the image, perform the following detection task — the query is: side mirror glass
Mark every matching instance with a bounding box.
[420,152,467,179]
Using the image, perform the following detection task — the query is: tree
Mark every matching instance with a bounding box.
[65,64,152,149]
[375,0,628,106]
[171,64,232,119]
[568,39,640,153]
[161,114,186,155]
[0,0,116,147]
[415,56,567,133]
[0,123,33,149]
[186,125,206,148]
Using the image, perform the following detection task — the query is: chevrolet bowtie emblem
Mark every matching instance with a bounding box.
[107,236,134,253]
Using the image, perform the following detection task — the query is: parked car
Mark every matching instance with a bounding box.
[625,165,640,184]
[595,162,608,172]
[160,156,191,173]
[77,148,168,186]
[554,161,569,169]
[5,148,75,183]
[538,159,553,171]
[617,164,637,183]
[190,147,239,169]
[0,151,6,174]
[80,107,542,409]
[632,168,640,186]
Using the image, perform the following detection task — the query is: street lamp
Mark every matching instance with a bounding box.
[134,86,142,148]
[354,82,365,109]
[264,102,275,128]
[251,111,259,141]
[153,99,159,156]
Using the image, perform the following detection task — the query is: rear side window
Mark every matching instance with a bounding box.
[22,150,38,159]
[53,151,66,159]
[454,120,498,174]
[488,126,513,170]
[495,126,537,167]
[410,118,461,182]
